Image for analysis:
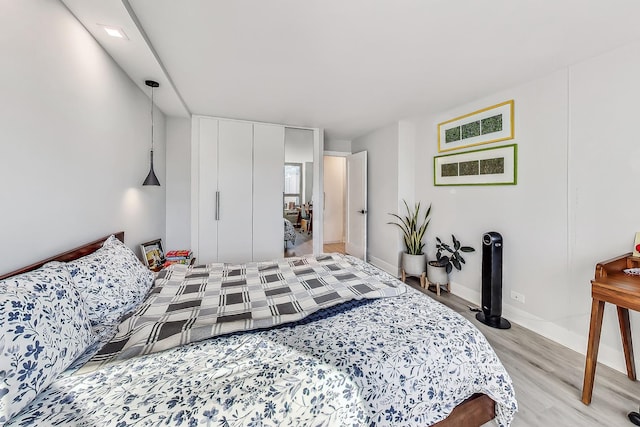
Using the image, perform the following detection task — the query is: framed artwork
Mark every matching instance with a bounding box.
[633,232,640,257]
[140,238,165,270]
[438,100,514,152]
[434,144,517,186]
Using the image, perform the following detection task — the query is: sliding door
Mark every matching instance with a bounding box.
[252,123,285,261]
[197,117,219,264]
[217,120,253,263]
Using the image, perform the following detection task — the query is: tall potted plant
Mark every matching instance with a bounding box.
[388,200,432,283]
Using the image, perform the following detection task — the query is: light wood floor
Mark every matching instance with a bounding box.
[323,242,346,253]
[284,233,345,258]
[404,277,640,427]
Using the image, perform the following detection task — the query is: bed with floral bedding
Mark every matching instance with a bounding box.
[0,232,517,426]
[284,218,297,247]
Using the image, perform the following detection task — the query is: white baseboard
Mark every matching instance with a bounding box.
[368,255,400,277]
[450,282,627,374]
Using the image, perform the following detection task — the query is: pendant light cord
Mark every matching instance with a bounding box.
[150,84,154,152]
[142,80,160,186]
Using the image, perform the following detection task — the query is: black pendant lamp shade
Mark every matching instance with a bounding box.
[143,151,160,186]
[143,80,160,186]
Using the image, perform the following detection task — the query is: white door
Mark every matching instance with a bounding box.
[346,151,367,260]
[217,120,253,263]
[252,123,285,261]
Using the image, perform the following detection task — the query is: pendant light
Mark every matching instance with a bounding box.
[142,80,161,186]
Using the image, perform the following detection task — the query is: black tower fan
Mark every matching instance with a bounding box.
[476,231,511,329]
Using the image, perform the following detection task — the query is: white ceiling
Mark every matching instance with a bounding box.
[62,0,640,141]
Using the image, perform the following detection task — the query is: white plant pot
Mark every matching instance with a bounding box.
[427,261,449,285]
[402,253,426,276]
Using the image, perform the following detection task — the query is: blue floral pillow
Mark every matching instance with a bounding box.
[0,263,94,422]
[65,235,154,326]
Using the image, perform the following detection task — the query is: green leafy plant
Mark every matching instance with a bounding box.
[434,234,475,274]
[387,200,432,255]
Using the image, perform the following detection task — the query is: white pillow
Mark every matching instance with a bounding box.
[0,263,94,422]
[65,235,154,326]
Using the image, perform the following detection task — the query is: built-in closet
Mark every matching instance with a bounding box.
[191,116,284,263]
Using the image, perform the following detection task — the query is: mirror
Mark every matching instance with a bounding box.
[284,128,314,256]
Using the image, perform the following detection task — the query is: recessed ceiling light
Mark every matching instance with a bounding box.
[99,25,128,40]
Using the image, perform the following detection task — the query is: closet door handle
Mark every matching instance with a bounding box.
[215,191,220,220]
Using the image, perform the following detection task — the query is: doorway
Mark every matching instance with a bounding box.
[323,155,346,254]
[322,151,367,258]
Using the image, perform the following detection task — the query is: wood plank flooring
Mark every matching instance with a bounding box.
[404,277,640,427]
[284,232,345,258]
[323,242,346,253]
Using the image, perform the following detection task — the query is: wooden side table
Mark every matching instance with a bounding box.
[582,253,640,405]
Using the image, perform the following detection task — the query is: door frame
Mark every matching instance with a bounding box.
[311,128,324,255]
[283,126,325,255]
[322,152,349,248]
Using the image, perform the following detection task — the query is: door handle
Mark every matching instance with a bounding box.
[215,191,220,220]
[359,209,367,214]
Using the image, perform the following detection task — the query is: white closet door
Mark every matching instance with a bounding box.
[252,124,285,261]
[217,120,253,263]
[197,117,219,264]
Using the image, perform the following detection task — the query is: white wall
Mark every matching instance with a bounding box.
[165,117,191,250]
[565,41,640,369]
[397,120,418,269]
[415,70,570,319]
[325,138,352,153]
[397,121,416,208]
[323,156,346,244]
[0,1,166,273]
[351,123,403,273]
[408,40,640,373]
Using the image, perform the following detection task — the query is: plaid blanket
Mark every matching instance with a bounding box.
[79,254,405,372]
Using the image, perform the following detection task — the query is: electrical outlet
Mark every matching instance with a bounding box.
[511,290,525,304]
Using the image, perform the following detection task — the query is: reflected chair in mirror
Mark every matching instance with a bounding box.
[299,203,312,235]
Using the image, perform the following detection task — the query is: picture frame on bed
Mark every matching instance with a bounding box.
[140,238,165,270]
[438,100,514,153]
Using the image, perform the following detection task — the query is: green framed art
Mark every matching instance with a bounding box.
[434,144,517,186]
[438,100,514,153]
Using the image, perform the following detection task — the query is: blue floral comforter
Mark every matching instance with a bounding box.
[7,255,517,426]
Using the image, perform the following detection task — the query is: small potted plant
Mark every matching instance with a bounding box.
[427,234,475,293]
[388,200,432,284]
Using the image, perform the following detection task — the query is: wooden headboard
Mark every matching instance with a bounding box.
[0,232,125,280]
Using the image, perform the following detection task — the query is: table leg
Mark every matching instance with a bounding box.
[617,306,637,381]
[582,298,605,405]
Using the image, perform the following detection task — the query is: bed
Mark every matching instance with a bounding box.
[0,232,517,426]
[284,218,297,247]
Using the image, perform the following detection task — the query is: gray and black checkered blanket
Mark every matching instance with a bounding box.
[80,254,405,372]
